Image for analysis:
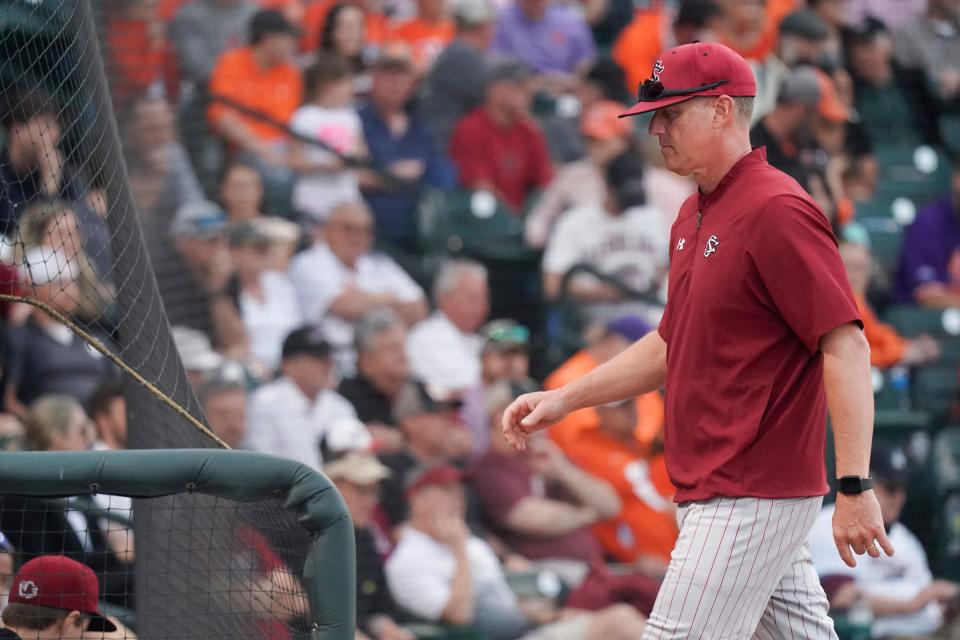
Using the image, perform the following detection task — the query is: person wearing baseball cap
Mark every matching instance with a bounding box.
[1,555,117,638]
[246,325,372,470]
[505,40,886,638]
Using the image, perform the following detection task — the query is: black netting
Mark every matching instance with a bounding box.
[0,3,314,639]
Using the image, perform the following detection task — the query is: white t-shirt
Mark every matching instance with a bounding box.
[290,105,363,221]
[406,311,483,391]
[289,243,425,367]
[385,527,520,622]
[245,377,370,469]
[239,270,302,371]
[808,504,942,638]
[542,204,670,295]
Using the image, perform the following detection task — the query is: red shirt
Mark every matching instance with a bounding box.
[468,448,601,562]
[450,107,553,210]
[659,148,860,503]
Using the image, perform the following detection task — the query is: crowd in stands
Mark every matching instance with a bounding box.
[1,0,960,638]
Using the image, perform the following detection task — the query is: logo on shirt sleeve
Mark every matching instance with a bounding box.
[703,235,720,257]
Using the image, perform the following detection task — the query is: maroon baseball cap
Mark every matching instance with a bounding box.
[8,555,117,632]
[620,41,757,118]
[404,464,463,497]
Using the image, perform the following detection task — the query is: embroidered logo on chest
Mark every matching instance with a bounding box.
[703,235,720,257]
[676,238,685,251]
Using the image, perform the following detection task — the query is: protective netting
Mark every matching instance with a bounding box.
[0,3,316,639]
[0,492,313,640]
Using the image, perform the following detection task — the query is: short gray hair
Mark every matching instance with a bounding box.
[432,259,487,300]
[354,309,404,354]
[732,96,754,127]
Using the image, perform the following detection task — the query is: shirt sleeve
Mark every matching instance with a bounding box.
[469,460,531,525]
[569,14,597,69]
[244,390,280,455]
[385,542,452,621]
[542,213,581,275]
[747,194,861,353]
[896,206,949,299]
[289,251,343,323]
[381,258,426,303]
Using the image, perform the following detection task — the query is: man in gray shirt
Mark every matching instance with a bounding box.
[420,0,496,152]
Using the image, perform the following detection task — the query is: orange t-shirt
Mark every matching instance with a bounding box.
[388,18,455,68]
[207,47,304,144]
[545,349,665,452]
[855,293,906,368]
[565,431,678,563]
[612,8,667,100]
[300,0,389,52]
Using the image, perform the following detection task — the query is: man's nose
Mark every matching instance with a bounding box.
[648,111,665,136]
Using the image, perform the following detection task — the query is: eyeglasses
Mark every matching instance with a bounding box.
[638,78,729,103]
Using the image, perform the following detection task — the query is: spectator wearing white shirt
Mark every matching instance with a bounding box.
[542,150,669,327]
[808,444,960,638]
[406,260,489,391]
[228,220,301,374]
[385,464,649,640]
[290,201,428,375]
[245,326,372,469]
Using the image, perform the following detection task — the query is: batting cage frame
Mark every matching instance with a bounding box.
[0,449,356,640]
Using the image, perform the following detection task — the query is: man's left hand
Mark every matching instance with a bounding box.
[832,491,895,568]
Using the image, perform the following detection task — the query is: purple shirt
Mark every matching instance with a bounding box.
[895,195,960,302]
[492,3,595,74]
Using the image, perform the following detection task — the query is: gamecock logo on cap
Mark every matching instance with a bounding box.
[17,580,39,599]
[652,60,664,82]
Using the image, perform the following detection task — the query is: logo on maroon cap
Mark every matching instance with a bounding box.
[17,580,38,600]
[652,59,664,83]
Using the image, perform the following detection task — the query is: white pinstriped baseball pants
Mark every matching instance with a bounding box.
[642,496,838,640]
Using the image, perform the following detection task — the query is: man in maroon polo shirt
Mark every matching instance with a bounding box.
[449,58,554,212]
[501,42,891,639]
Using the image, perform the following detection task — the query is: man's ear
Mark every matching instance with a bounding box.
[64,610,88,631]
[712,96,735,128]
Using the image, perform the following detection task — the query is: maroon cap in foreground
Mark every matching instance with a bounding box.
[620,41,757,117]
[8,555,117,632]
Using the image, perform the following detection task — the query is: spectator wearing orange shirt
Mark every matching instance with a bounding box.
[566,398,678,577]
[839,239,940,369]
[612,0,721,105]
[207,10,303,166]
[546,316,664,453]
[389,0,455,71]
[208,10,303,205]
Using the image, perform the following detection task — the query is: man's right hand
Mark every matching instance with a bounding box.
[501,390,572,451]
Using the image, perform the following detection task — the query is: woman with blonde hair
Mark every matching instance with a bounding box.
[15,199,114,322]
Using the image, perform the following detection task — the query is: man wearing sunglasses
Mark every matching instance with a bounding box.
[502,41,887,639]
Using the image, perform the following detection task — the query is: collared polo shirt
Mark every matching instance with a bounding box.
[659,148,861,503]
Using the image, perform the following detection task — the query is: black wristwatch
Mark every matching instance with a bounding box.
[837,475,875,495]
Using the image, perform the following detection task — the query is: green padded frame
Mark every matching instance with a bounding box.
[0,449,356,640]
